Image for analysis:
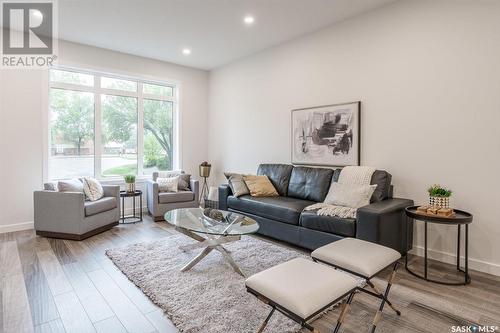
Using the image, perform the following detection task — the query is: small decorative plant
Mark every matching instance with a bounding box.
[427,184,452,208]
[124,174,136,192]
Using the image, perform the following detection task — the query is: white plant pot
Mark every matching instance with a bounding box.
[429,196,450,208]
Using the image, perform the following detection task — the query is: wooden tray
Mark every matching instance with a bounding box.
[414,210,456,219]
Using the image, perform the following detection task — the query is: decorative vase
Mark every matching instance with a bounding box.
[199,165,211,178]
[429,196,449,208]
[126,182,135,193]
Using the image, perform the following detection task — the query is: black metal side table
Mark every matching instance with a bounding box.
[119,190,143,224]
[405,206,473,285]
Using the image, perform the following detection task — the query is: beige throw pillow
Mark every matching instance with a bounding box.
[324,182,377,208]
[83,177,104,201]
[158,176,179,192]
[224,172,250,197]
[243,175,279,197]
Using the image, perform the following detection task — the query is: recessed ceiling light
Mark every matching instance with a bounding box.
[182,48,191,55]
[244,16,255,25]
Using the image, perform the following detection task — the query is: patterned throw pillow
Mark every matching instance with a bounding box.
[83,177,104,201]
[242,175,279,197]
[178,174,191,191]
[44,182,58,191]
[157,176,179,192]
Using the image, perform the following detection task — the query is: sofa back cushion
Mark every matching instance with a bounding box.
[257,164,293,196]
[370,170,392,202]
[287,167,333,202]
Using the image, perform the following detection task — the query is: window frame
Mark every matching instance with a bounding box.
[44,65,180,182]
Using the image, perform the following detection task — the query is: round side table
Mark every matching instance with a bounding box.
[405,206,473,285]
[119,190,143,224]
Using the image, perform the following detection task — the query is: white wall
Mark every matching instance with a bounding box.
[208,0,500,275]
[0,40,208,231]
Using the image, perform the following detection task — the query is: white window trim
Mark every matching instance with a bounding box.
[44,65,181,183]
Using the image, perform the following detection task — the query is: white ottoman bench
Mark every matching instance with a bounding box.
[246,258,358,333]
[311,238,402,333]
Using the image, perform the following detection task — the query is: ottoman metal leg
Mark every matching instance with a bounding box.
[333,291,355,333]
[370,262,399,333]
[257,307,275,333]
[366,262,401,316]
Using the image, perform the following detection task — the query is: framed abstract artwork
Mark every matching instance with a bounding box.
[291,101,360,167]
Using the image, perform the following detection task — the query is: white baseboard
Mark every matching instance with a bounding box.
[409,245,500,277]
[0,221,34,234]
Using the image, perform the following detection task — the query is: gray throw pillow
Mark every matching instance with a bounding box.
[57,179,84,192]
[178,174,191,190]
[224,172,250,197]
[44,182,58,191]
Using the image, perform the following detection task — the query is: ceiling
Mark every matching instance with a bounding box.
[57,0,397,70]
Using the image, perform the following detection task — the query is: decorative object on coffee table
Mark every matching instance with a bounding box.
[199,161,211,203]
[165,207,259,276]
[120,190,143,224]
[427,184,452,208]
[405,205,472,285]
[291,101,360,167]
[124,174,136,193]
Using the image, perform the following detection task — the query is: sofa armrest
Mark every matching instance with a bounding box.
[34,191,85,233]
[102,185,120,199]
[146,179,159,215]
[190,179,200,206]
[218,184,232,211]
[356,198,414,255]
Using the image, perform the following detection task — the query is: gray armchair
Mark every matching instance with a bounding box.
[34,185,120,240]
[147,172,199,221]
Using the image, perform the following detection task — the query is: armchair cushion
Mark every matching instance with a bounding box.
[58,179,84,192]
[158,190,195,204]
[84,197,117,217]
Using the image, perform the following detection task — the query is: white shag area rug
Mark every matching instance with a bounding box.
[106,234,320,333]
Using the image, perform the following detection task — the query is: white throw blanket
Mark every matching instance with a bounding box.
[304,166,376,218]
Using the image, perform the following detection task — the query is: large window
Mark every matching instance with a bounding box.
[48,67,177,180]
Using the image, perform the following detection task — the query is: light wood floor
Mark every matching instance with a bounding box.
[1,216,499,333]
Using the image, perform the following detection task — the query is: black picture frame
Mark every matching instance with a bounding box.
[291,101,361,167]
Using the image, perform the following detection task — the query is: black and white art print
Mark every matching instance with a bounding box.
[291,102,360,167]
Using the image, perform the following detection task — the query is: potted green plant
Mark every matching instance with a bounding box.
[124,174,136,193]
[427,184,452,208]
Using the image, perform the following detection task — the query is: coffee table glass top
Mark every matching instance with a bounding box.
[165,208,259,236]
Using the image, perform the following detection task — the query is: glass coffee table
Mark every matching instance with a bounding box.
[164,208,259,276]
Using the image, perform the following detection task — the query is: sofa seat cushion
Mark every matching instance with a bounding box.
[300,210,356,237]
[158,190,195,204]
[84,197,117,217]
[227,195,315,225]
